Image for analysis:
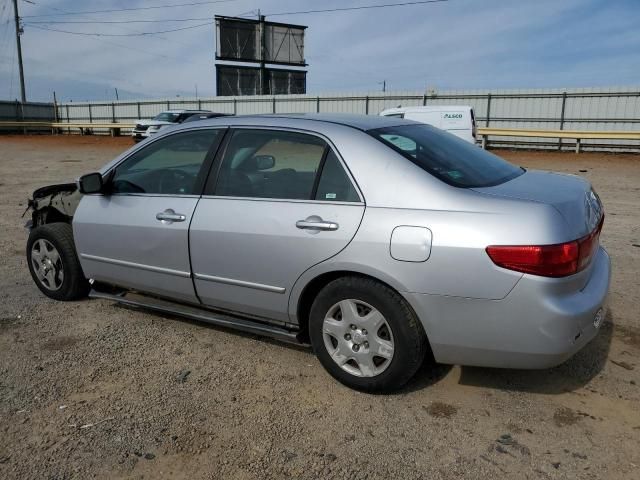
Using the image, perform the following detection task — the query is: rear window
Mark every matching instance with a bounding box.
[370,124,524,188]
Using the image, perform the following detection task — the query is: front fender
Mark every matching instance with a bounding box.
[27,182,82,228]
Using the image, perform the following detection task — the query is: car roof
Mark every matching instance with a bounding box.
[162,109,211,114]
[182,112,231,123]
[182,113,415,132]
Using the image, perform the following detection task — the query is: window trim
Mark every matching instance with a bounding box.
[104,127,228,197]
[369,124,524,189]
[310,146,330,200]
[198,195,363,206]
[203,126,365,204]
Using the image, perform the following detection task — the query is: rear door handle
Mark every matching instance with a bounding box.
[156,209,186,223]
[296,219,339,231]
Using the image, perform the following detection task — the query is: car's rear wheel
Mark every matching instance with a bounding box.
[309,276,427,392]
[27,223,90,301]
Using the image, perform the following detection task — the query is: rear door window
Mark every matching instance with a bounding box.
[212,129,326,200]
[314,150,360,202]
[370,124,524,188]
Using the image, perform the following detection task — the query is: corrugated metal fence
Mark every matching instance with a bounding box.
[50,86,640,151]
[1,100,55,121]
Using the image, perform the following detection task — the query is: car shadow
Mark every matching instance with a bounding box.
[452,309,614,395]
[399,358,454,394]
[399,309,614,395]
[113,303,613,395]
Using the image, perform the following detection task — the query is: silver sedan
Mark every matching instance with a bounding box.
[25,114,610,391]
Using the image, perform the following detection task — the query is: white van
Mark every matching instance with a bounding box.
[380,105,477,144]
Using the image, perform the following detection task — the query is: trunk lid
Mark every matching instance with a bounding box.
[472,169,603,238]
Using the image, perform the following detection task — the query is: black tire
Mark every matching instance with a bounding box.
[26,223,90,301]
[309,276,427,392]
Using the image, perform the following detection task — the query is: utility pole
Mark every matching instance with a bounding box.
[259,12,267,95]
[53,91,58,121]
[12,0,26,103]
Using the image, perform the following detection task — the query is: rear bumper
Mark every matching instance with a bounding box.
[404,246,611,369]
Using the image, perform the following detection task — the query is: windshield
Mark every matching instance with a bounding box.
[370,124,524,188]
[153,112,181,122]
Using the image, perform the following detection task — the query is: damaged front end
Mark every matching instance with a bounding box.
[24,183,83,230]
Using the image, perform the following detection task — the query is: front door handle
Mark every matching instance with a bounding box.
[296,218,339,231]
[156,209,186,223]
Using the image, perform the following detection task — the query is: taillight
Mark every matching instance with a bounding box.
[577,216,603,270]
[486,216,604,278]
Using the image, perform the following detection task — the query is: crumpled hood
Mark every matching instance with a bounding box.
[472,169,603,238]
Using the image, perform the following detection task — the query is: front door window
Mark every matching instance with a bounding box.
[111,129,222,195]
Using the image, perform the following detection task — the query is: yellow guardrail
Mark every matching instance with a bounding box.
[476,127,640,152]
[1,122,639,151]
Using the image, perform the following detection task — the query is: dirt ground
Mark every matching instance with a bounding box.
[0,135,639,480]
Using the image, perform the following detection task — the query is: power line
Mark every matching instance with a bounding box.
[21,0,238,18]
[234,9,259,18]
[22,0,450,26]
[8,16,16,100]
[26,17,213,24]
[266,0,449,17]
[0,3,13,57]
[23,0,196,48]
[21,0,450,27]
[15,0,213,99]
[0,7,14,96]
[26,21,214,37]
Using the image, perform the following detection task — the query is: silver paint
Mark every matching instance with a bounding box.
[71,113,611,369]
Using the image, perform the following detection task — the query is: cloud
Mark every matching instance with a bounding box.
[0,0,638,101]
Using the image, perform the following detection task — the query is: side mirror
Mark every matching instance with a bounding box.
[78,172,104,194]
[254,155,275,170]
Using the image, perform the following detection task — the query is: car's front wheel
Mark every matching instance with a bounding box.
[27,223,90,301]
[309,276,427,392]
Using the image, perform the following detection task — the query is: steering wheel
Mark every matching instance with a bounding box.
[156,169,195,194]
[111,179,145,193]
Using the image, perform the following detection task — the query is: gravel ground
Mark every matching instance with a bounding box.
[0,135,639,480]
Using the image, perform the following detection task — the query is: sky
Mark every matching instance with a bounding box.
[0,0,639,102]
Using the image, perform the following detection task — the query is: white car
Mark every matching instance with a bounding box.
[380,105,477,144]
[132,110,211,142]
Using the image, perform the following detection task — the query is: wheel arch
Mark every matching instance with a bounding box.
[291,267,423,344]
[28,183,81,229]
[26,222,90,301]
[32,206,72,227]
